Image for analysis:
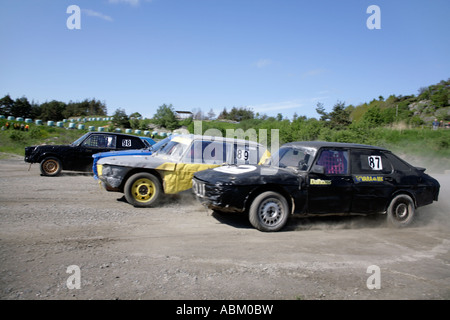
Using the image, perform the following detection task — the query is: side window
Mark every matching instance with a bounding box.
[279,148,305,168]
[384,153,412,172]
[82,134,116,148]
[351,150,393,174]
[106,136,116,148]
[203,141,226,164]
[187,141,227,164]
[315,149,349,174]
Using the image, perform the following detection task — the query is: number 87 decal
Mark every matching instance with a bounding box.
[368,155,382,170]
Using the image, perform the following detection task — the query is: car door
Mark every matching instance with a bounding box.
[75,134,117,170]
[166,140,224,194]
[307,148,353,214]
[350,149,395,213]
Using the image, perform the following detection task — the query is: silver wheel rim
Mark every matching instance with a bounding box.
[395,203,409,221]
[258,198,283,227]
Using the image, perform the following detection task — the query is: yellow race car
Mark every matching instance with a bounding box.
[96,134,269,207]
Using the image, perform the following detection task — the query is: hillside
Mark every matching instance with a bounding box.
[348,79,450,126]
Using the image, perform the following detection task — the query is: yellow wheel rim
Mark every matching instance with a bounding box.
[131,178,156,203]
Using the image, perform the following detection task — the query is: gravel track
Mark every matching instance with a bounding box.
[1,155,449,300]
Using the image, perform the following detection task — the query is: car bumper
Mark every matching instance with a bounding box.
[192,178,250,213]
[24,146,38,163]
[96,164,129,191]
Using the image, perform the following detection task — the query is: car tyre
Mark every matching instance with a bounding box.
[124,172,162,207]
[387,194,415,228]
[249,191,289,232]
[40,157,62,176]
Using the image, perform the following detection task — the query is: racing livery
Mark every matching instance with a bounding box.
[192,141,440,232]
[25,132,147,176]
[96,134,269,207]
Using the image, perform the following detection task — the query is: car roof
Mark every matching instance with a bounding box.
[89,131,140,138]
[173,134,263,146]
[282,141,388,151]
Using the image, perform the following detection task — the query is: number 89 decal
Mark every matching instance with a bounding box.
[236,148,249,161]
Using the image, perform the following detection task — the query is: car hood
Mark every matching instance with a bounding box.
[97,154,173,169]
[27,144,73,152]
[193,164,301,186]
[93,149,152,160]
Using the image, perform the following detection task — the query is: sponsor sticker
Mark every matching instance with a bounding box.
[354,175,384,182]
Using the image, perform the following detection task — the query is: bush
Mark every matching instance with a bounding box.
[29,127,49,139]
[9,130,25,142]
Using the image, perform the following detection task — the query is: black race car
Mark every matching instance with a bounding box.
[192,141,440,232]
[25,132,147,176]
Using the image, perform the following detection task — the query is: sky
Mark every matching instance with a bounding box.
[1,0,449,120]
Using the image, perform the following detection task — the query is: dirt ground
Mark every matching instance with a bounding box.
[0,154,449,300]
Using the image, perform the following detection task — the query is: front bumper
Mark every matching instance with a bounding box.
[192,178,249,213]
[96,164,129,191]
[24,146,38,163]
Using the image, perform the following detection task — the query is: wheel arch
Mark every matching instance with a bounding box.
[39,153,63,164]
[244,184,295,214]
[119,168,164,193]
[386,189,418,212]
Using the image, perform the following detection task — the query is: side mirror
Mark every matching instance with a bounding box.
[311,165,325,174]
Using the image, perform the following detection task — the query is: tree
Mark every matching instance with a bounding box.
[431,87,449,108]
[315,102,329,121]
[63,99,107,118]
[39,100,66,121]
[316,101,351,130]
[11,96,32,118]
[153,104,179,130]
[276,113,283,121]
[218,107,228,120]
[207,108,216,120]
[328,101,351,129]
[227,107,254,122]
[361,106,384,127]
[112,108,130,128]
[192,108,204,120]
[0,94,15,115]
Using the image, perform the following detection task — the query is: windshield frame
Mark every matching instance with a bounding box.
[265,145,317,171]
[71,133,90,146]
[155,139,190,160]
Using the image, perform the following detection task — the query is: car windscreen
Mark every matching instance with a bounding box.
[266,146,316,170]
[71,133,90,146]
[156,140,189,159]
[150,137,171,152]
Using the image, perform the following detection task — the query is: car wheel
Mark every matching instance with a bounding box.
[249,191,289,232]
[124,172,162,207]
[40,157,62,176]
[387,194,415,228]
